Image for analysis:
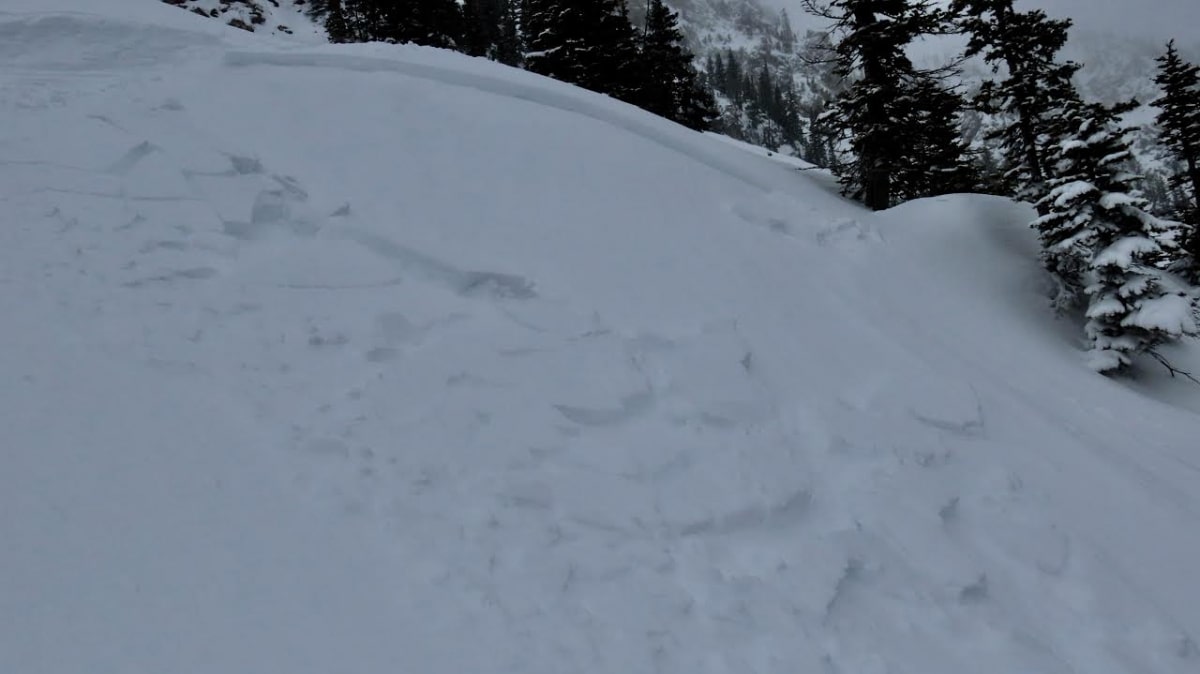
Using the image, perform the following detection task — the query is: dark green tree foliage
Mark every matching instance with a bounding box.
[307,0,463,48]
[1153,40,1200,278]
[525,0,639,102]
[397,0,463,49]
[305,0,360,41]
[682,73,720,131]
[310,0,713,129]
[492,0,523,66]
[520,0,558,69]
[321,0,352,43]
[796,31,841,165]
[1033,100,1192,371]
[587,0,641,101]
[812,0,948,210]
[952,0,1081,209]
[461,0,503,57]
[637,0,716,130]
[526,0,584,84]
[891,76,979,201]
[460,0,521,64]
[707,49,806,154]
[524,0,588,89]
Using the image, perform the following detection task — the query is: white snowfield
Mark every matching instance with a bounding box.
[2,2,1200,673]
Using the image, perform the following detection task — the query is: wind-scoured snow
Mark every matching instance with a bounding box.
[2,2,1200,673]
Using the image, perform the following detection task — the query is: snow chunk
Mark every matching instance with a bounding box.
[1092,236,1160,268]
[1050,180,1097,207]
[1087,347,1129,372]
[1123,294,1197,336]
[1098,191,1140,210]
[1086,295,1127,319]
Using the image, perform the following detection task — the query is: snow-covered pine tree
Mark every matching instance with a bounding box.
[1034,100,1195,372]
[524,0,640,102]
[306,0,370,42]
[492,0,523,66]
[636,0,716,130]
[1153,39,1200,280]
[952,0,1081,211]
[321,0,352,43]
[805,0,949,210]
[523,0,581,83]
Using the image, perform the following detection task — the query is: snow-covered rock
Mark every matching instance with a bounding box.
[159,0,326,42]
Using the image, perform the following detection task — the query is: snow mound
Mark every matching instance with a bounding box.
[2,4,1199,674]
[0,13,218,70]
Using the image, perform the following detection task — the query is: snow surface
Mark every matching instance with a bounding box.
[3,2,1200,673]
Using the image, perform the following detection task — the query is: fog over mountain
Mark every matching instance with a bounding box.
[748,0,1198,107]
[763,0,1199,44]
[1027,0,1199,41]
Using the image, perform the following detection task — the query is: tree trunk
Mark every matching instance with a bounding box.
[1186,152,1200,224]
[854,4,891,211]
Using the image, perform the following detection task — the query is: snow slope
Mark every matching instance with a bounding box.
[2,2,1200,673]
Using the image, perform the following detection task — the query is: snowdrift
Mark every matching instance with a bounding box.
[2,2,1199,673]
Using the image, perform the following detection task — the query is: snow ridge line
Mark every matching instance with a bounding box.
[221,50,777,192]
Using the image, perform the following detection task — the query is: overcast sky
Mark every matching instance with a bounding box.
[1029,0,1198,39]
[765,0,1199,42]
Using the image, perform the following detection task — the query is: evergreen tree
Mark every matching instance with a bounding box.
[951,0,1081,210]
[524,0,639,101]
[678,70,719,131]
[462,0,504,57]
[400,0,463,49]
[306,0,363,41]
[635,0,715,130]
[492,0,523,66]
[322,0,352,43]
[807,0,947,210]
[705,47,807,150]
[1033,100,1194,372]
[585,0,641,102]
[1153,40,1200,278]
[310,0,464,47]
[339,0,380,42]
[523,0,579,82]
[891,75,979,201]
[797,30,841,165]
[723,49,744,103]
[778,10,797,53]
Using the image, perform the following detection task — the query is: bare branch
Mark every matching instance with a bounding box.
[798,41,839,66]
[1149,349,1200,386]
[800,0,839,21]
